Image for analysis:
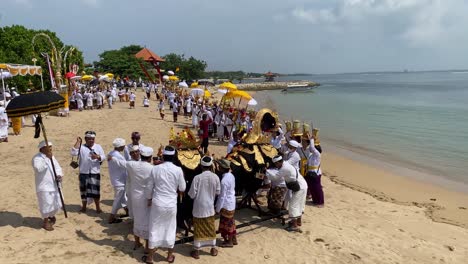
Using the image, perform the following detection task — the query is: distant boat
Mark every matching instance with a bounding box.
[281,83,315,92]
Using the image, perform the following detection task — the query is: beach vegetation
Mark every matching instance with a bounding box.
[160,53,207,81]
[93,45,146,80]
[0,25,84,92]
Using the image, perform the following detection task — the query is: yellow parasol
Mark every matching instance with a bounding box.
[225,90,252,100]
[204,89,211,98]
[169,75,179,81]
[82,75,94,81]
[105,73,114,79]
[190,82,199,88]
[220,81,237,91]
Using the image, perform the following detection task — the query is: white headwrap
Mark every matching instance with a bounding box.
[289,140,301,148]
[200,156,213,167]
[38,140,52,149]
[163,146,176,155]
[112,138,126,148]
[140,147,154,157]
[272,155,283,163]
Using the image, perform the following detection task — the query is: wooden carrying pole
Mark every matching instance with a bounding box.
[38,113,68,218]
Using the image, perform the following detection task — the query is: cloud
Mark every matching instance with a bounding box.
[290,0,468,47]
[7,0,33,8]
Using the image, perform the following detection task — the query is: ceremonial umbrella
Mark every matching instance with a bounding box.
[167,70,175,76]
[105,73,114,79]
[169,75,179,81]
[248,98,258,106]
[220,81,237,91]
[6,91,68,217]
[178,81,189,88]
[204,89,211,98]
[162,75,169,81]
[190,82,199,88]
[81,75,94,82]
[65,72,76,79]
[190,88,204,97]
[70,75,82,81]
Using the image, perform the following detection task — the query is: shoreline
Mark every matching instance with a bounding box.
[1,89,468,263]
[253,91,468,229]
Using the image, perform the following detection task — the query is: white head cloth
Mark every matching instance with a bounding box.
[289,140,301,148]
[200,156,213,167]
[163,146,176,155]
[38,140,52,149]
[112,138,126,148]
[272,155,283,163]
[140,146,154,157]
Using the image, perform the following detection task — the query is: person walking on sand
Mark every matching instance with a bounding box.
[144,146,186,264]
[172,100,178,122]
[215,159,238,248]
[199,114,212,155]
[158,99,165,120]
[0,101,9,142]
[71,131,106,213]
[108,146,154,254]
[32,140,64,231]
[188,156,221,259]
[129,92,136,109]
[107,138,129,224]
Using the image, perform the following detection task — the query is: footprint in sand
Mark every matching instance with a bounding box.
[444,245,455,251]
[351,253,361,260]
[314,238,325,243]
[430,198,437,201]
[458,207,466,210]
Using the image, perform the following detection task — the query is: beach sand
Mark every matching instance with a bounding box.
[1,90,468,264]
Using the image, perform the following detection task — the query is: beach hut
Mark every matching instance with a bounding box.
[135,47,165,83]
[264,71,277,82]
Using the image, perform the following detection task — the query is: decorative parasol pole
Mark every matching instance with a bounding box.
[38,113,68,218]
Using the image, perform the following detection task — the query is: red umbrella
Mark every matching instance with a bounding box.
[65,72,75,79]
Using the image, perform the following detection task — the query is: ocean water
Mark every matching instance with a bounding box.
[256,72,468,187]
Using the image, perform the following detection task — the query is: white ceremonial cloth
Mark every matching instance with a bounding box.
[107,150,127,187]
[0,106,8,139]
[114,159,153,239]
[71,144,105,174]
[32,153,63,218]
[285,150,301,171]
[148,206,177,249]
[145,162,186,207]
[188,171,220,218]
[265,168,286,188]
[215,172,236,212]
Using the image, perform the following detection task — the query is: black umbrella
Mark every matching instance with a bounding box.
[6,91,68,218]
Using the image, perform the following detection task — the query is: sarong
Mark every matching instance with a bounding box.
[111,186,127,214]
[37,191,61,218]
[79,173,101,202]
[148,206,177,249]
[193,216,216,249]
[218,209,236,238]
[289,188,306,219]
[267,186,287,212]
[12,117,21,135]
[305,173,324,205]
[129,101,135,107]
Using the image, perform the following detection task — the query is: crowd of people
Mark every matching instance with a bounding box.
[28,81,324,263]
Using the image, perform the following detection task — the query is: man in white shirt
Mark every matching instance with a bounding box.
[71,131,106,213]
[124,132,145,161]
[284,140,301,170]
[107,138,129,224]
[145,146,186,264]
[109,146,154,254]
[273,155,307,233]
[215,159,237,248]
[32,141,63,231]
[188,156,221,259]
[265,167,287,215]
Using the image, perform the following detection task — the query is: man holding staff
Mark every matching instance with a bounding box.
[32,140,64,231]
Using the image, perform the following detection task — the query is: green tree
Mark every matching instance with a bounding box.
[93,45,146,80]
[160,53,207,81]
[0,25,84,92]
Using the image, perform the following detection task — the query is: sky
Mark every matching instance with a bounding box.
[2,0,468,74]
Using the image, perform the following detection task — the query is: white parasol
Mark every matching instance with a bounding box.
[190,88,204,97]
[167,70,175,76]
[248,98,258,106]
[178,81,189,88]
[70,75,82,81]
[98,75,109,81]
[217,89,228,94]
[162,75,169,81]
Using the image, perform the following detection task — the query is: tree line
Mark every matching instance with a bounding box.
[1,25,267,92]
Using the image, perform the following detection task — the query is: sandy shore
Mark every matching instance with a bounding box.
[1,90,468,263]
